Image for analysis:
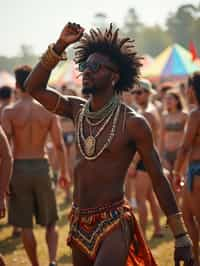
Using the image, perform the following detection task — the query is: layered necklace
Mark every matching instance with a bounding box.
[76,95,121,160]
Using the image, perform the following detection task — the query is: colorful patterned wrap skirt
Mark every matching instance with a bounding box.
[67,199,157,265]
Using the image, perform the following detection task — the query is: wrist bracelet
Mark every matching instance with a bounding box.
[50,43,68,60]
[41,43,67,71]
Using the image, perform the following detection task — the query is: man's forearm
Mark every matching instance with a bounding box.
[152,173,179,216]
[144,149,179,216]
[53,39,68,55]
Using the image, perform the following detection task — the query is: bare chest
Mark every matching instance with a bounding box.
[74,104,135,170]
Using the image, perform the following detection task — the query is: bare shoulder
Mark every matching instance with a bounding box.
[3,100,28,118]
[125,105,151,142]
[189,107,200,121]
[142,110,155,123]
[1,103,15,118]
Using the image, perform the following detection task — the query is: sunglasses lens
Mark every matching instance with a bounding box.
[90,62,100,72]
[79,62,86,72]
[79,62,100,73]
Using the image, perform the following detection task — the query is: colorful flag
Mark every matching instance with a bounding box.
[189,41,198,61]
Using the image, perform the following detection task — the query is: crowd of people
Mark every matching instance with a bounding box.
[0,22,199,266]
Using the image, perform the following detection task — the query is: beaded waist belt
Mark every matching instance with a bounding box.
[67,198,132,260]
[71,198,125,216]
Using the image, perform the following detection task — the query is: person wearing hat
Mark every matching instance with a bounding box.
[130,78,163,239]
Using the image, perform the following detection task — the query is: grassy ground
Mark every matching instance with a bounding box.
[0,190,175,266]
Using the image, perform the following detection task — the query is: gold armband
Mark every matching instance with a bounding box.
[167,212,187,238]
[41,43,67,71]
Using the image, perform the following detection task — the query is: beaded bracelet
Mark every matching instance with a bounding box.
[41,43,67,71]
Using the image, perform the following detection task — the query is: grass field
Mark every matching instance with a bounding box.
[0,190,175,266]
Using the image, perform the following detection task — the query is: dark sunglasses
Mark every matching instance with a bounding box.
[78,61,117,73]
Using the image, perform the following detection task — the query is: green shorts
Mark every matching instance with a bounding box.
[8,159,58,228]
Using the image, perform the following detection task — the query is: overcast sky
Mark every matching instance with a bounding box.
[0,0,199,56]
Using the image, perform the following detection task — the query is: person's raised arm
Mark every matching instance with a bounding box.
[25,22,85,119]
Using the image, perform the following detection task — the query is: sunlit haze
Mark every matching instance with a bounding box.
[0,0,199,56]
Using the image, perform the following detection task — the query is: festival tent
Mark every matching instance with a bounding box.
[140,54,154,73]
[142,44,200,80]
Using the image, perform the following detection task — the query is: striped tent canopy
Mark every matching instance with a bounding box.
[142,44,200,79]
[140,54,154,73]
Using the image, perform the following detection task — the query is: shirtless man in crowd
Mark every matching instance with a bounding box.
[2,65,68,266]
[130,79,163,239]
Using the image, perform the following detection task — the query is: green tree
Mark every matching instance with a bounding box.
[136,25,172,57]
[0,45,38,73]
[122,8,143,39]
[166,5,197,48]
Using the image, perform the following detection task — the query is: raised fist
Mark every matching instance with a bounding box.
[59,22,84,46]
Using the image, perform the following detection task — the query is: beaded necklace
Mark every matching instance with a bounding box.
[76,102,121,160]
[84,95,119,120]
